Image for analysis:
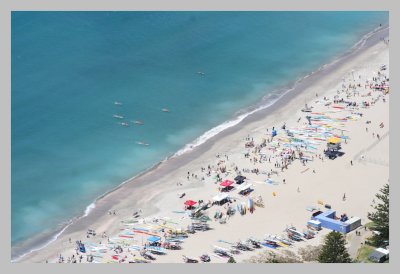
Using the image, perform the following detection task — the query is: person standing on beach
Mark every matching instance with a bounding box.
[343,193,346,201]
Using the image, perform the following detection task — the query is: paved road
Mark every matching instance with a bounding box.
[347,226,372,259]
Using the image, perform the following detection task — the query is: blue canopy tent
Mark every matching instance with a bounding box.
[78,243,86,253]
[147,236,161,243]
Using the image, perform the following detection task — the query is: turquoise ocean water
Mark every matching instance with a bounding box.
[11,12,388,256]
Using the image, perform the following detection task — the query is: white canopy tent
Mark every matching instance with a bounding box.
[213,193,229,203]
[237,182,253,193]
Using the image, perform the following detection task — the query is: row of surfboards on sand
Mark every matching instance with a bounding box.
[237,197,254,215]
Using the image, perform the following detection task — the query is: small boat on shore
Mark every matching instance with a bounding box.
[273,235,293,246]
[213,246,231,257]
[130,258,150,263]
[263,236,279,247]
[286,226,304,241]
[140,250,156,260]
[113,114,124,119]
[146,246,167,255]
[246,238,262,248]
[200,254,211,262]
[182,255,198,263]
[232,241,253,251]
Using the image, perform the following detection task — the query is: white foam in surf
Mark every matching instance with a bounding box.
[83,203,96,217]
[351,25,388,51]
[171,26,389,159]
[173,88,294,158]
[11,221,73,263]
[12,23,388,263]
[12,203,96,262]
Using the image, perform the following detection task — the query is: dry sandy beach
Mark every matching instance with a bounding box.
[17,27,389,263]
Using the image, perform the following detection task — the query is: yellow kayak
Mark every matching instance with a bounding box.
[276,241,289,248]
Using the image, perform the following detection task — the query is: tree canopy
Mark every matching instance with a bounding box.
[368,183,389,246]
[227,256,236,263]
[318,231,352,263]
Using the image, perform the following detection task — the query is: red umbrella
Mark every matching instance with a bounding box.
[184,200,197,207]
[220,180,234,187]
